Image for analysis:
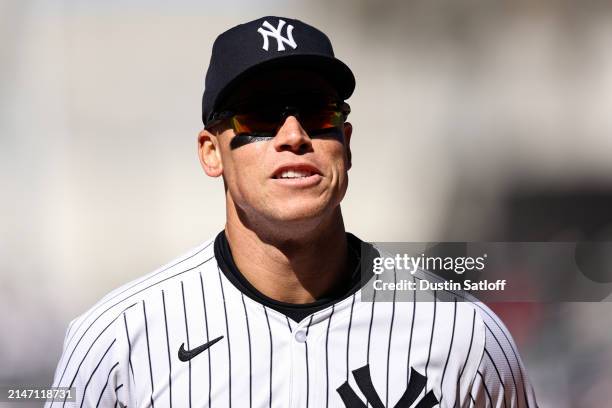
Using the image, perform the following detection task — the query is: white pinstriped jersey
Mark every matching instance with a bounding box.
[47,236,537,407]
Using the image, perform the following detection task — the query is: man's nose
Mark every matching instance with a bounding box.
[273,116,313,153]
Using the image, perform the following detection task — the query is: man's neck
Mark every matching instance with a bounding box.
[224,207,349,304]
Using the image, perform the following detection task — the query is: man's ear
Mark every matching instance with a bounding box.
[343,122,353,170]
[198,129,223,177]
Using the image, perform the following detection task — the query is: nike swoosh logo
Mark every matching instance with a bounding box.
[178,335,224,362]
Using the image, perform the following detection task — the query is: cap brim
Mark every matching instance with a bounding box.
[214,54,355,111]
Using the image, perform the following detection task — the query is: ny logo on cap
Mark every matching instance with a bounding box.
[257,19,297,52]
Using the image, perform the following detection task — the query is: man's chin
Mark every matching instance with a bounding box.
[264,202,331,224]
[269,209,323,223]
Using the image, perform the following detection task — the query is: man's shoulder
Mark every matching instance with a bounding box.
[67,237,218,340]
[409,267,532,392]
[413,267,515,339]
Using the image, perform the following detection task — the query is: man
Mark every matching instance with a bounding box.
[48,16,537,407]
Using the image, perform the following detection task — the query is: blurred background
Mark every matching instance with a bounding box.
[2,0,612,406]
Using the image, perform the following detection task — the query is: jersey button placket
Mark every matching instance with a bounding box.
[289,323,310,407]
[292,317,327,408]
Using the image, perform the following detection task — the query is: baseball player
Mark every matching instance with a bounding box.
[47,16,538,407]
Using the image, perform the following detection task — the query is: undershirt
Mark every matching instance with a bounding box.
[214,230,376,322]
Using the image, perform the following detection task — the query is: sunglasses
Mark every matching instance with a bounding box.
[207,94,351,139]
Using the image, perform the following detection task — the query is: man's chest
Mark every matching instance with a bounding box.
[125,283,480,408]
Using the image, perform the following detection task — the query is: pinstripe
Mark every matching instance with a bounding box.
[325,304,335,408]
[407,276,416,382]
[366,288,376,364]
[345,293,356,381]
[95,361,119,408]
[241,294,253,408]
[305,314,314,408]
[365,286,376,408]
[113,384,123,408]
[453,309,476,408]
[424,290,437,378]
[79,339,116,408]
[161,290,172,408]
[199,272,212,408]
[385,267,397,408]
[142,301,155,408]
[484,348,507,408]
[484,322,517,407]
[122,313,134,382]
[218,267,232,408]
[439,297,457,405]
[263,306,273,408]
[458,309,477,380]
[180,282,192,408]
[477,370,493,407]
[414,289,437,407]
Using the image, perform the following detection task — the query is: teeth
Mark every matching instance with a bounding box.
[279,169,313,179]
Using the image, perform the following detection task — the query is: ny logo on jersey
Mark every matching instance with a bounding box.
[257,19,297,51]
[337,365,439,408]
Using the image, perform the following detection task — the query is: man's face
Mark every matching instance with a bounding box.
[199,70,353,227]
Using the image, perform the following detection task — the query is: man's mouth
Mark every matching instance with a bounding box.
[274,169,316,179]
[271,165,321,180]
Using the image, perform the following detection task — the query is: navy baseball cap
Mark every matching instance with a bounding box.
[201,16,355,126]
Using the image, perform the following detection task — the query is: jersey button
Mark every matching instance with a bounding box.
[295,330,307,343]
